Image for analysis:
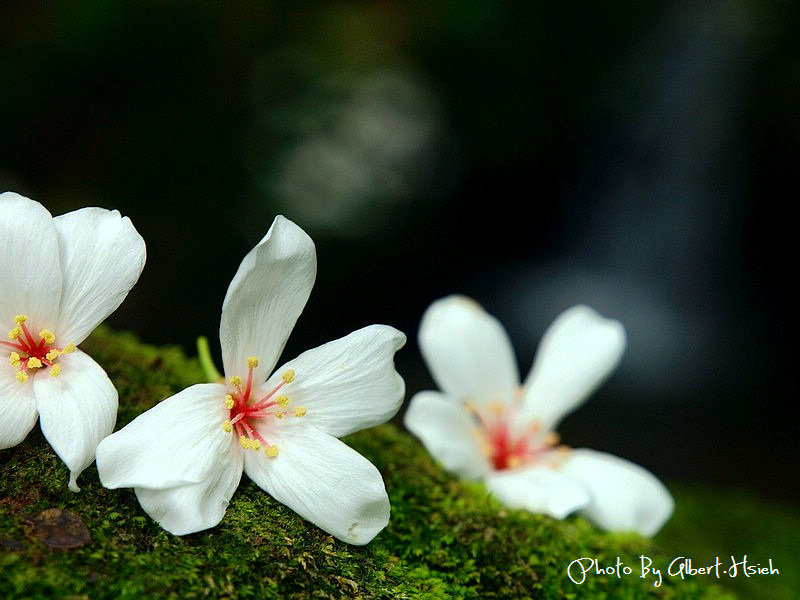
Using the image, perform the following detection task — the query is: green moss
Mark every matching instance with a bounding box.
[2,327,787,598]
[657,483,799,600]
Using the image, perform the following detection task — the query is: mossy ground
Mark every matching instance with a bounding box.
[1,328,794,599]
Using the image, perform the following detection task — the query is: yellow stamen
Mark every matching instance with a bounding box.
[222,420,232,433]
[239,435,249,448]
[62,343,76,354]
[9,352,20,366]
[265,445,279,458]
[281,369,295,383]
[27,357,43,369]
[275,411,285,419]
[507,456,523,469]
[45,349,61,361]
[8,326,21,340]
[225,395,235,409]
[15,371,28,383]
[38,329,55,344]
[475,431,493,456]
[250,439,261,451]
[487,402,505,416]
[230,375,242,387]
[14,315,28,325]
[292,406,307,417]
[247,356,259,368]
[276,396,289,409]
[528,420,542,434]
[50,364,61,377]
[543,432,560,447]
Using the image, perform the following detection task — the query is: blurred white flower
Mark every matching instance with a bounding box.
[404,295,673,536]
[97,216,406,544]
[0,192,146,491]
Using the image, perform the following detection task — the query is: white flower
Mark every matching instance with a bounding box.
[404,296,674,536]
[0,192,146,491]
[96,215,406,544]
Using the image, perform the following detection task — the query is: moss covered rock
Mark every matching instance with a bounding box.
[1,327,786,598]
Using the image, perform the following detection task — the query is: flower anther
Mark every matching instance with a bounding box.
[222,357,306,458]
[465,400,567,471]
[1,314,75,383]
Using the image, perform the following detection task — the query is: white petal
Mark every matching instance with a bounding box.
[418,296,519,408]
[264,325,406,438]
[243,422,390,545]
[485,464,591,519]
[96,383,233,490]
[134,452,243,535]
[0,363,39,449]
[219,215,316,383]
[560,448,674,536]
[519,306,626,431]
[34,350,117,491]
[403,391,490,479]
[53,207,146,345]
[0,192,62,332]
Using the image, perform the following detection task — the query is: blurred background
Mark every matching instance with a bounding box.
[1,2,797,505]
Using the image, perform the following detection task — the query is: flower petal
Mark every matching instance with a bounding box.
[519,305,626,431]
[133,452,243,535]
[418,296,519,408]
[484,464,591,519]
[34,350,117,491]
[219,215,317,383]
[560,448,674,536]
[96,383,232,490]
[403,391,490,479]
[53,207,146,345]
[0,192,62,332]
[0,363,39,449]
[264,325,406,438]
[243,422,390,545]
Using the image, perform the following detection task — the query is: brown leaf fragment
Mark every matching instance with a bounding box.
[25,508,92,549]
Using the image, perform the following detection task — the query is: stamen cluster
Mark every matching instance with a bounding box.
[222,356,306,458]
[1,314,74,383]
[465,401,567,471]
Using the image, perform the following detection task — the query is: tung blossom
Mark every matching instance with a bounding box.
[0,192,146,491]
[404,296,673,536]
[96,216,406,544]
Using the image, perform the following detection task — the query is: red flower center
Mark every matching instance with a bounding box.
[0,314,74,383]
[465,401,565,471]
[221,356,306,458]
